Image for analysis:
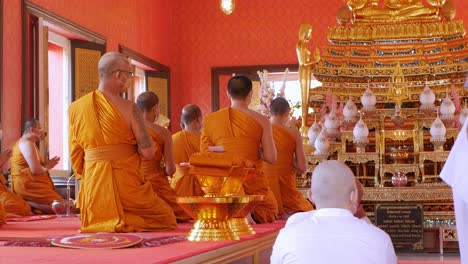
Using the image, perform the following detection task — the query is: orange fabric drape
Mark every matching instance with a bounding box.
[0,173,31,216]
[142,129,190,222]
[263,124,313,216]
[68,90,176,233]
[201,108,278,223]
[171,130,204,196]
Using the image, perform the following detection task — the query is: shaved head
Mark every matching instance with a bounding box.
[311,160,357,209]
[181,104,202,129]
[98,52,129,79]
[136,91,159,113]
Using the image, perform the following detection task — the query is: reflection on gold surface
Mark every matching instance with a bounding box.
[230,195,264,236]
[346,0,442,24]
[177,196,250,241]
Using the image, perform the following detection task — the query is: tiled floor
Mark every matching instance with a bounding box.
[398,252,460,261]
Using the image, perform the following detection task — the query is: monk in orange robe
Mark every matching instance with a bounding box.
[201,75,278,223]
[10,119,64,214]
[263,97,313,218]
[0,149,31,216]
[136,91,190,222]
[68,52,176,232]
[171,104,204,197]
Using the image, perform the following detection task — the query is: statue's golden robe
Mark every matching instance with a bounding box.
[68,90,177,232]
[142,129,190,222]
[0,173,31,216]
[171,131,204,197]
[201,107,278,223]
[10,142,63,205]
[263,124,313,216]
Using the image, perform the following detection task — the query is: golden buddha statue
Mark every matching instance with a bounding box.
[346,0,444,24]
[390,63,409,106]
[296,23,320,138]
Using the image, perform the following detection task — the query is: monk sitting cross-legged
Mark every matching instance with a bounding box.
[263,97,313,219]
[201,75,279,223]
[10,119,64,214]
[171,104,204,197]
[136,91,191,222]
[68,52,176,232]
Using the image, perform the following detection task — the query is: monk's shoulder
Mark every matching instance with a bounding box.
[68,92,93,113]
[285,125,301,140]
[172,131,183,141]
[204,108,226,123]
[246,109,269,127]
[148,123,171,139]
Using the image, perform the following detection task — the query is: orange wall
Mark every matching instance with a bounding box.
[169,0,343,128]
[2,0,22,150]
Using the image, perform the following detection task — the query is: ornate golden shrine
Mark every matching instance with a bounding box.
[298,0,468,223]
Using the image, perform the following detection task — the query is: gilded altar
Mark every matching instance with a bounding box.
[297,0,468,223]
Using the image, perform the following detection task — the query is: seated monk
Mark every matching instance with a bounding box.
[201,75,279,223]
[0,148,31,216]
[263,98,313,219]
[136,91,190,222]
[68,52,176,232]
[171,104,204,197]
[10,119,64,214]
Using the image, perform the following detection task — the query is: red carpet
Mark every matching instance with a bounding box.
[0,217,285,264]
[0,217,460,263]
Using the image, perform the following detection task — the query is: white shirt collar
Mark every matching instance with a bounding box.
[313,208,354,217]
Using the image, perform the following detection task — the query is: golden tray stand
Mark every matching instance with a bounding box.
[177,163,264,241]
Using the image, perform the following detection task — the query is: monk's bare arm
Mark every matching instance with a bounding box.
[260,119,277,163]
[292,129,307,173]
[131,103,155,160]
[162,129,176,176]
[18,140,47,175]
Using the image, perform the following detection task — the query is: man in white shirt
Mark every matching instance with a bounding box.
[440,119,468,263]
[271,160,397,264]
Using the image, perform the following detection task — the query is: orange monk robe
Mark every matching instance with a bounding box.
[0,203,5,226]
[171,130,204,197]
[142,129,191,222]
[68,90,177,233]
[263,124,313,216]
[0,173,31,216]
[201,107,278,223]
[10,142,63,205]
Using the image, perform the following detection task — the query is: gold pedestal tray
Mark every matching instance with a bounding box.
[177,196,250,241]
[230,195,264,236]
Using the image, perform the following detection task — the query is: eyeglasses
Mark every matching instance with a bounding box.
[113,69,135,78]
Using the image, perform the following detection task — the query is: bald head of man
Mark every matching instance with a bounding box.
[180,104,203,131]
[310,160,358,213]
